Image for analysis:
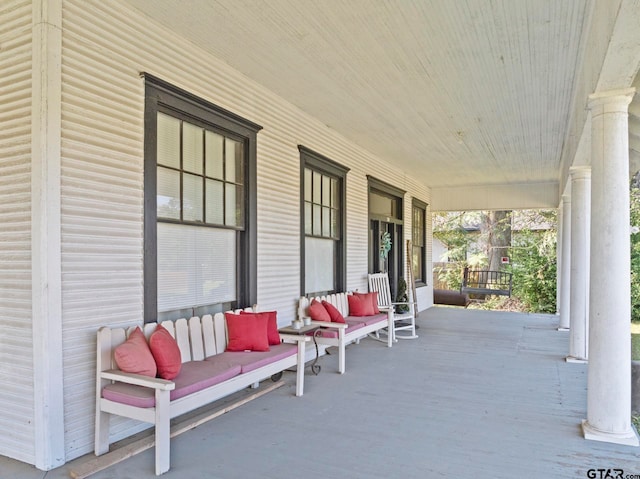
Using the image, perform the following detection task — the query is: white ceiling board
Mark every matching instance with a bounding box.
[124,0,590,190]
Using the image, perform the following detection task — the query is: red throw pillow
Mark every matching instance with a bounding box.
[347,294,369,316]
[149,324,182,380]
[308,299,331,322]
[354,291,380,314]
[240,310,280,345]
[321,300,346,323]
[225,312,270,352]
[114,327,157,377]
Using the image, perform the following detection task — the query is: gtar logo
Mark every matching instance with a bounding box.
[586,469,624,479]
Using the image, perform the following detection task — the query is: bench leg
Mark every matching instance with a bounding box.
[251,382,259,389]
[94,407,110,456]
[338,329,346,374]
[387,310,394,348]
[155,389,171,475]
[296,340,305,396]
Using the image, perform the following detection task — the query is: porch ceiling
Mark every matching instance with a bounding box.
[125,0,591,192]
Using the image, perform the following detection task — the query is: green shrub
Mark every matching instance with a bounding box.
[632,333,640,361]
[508,228,557,314]
[631,187,640,321]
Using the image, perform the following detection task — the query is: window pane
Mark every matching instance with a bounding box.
[370,191,393,217]
[331,178,338,208]
[205,179,224,225]
[157,166,180,219]
[413,245,423,282]
[304,168,312,202]
[205,130,224,179]
[183,173,203,222]
[305,202,312,234]
[183,122,203,174]
[322,206,330,237]
[157,223,236,311]
[330,208,338,238]
[305,237,335,294]
[225,138,244,184]
[313,204,321,236]
[225,183,244,227]
[157,113,180,168]
[312,171,322,204]
[322,175,331,206]
[413,207,424,246]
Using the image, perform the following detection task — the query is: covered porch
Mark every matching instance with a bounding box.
[5,307,639,478]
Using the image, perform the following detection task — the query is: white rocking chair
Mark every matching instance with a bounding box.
[368,272,418,341]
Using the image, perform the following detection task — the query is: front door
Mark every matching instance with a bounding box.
[369,220,403,300]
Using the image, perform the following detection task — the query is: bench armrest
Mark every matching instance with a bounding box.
[310,320,347,329]
[391,301,417,306]
[100,369,175,391]
[279,333,311,344]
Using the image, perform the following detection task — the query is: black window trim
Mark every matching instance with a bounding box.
[299,145,349,297]
[143,73,262,322]
[412,197,428,287]
[367,175,406,224]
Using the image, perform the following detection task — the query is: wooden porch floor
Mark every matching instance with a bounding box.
[5,306,640,478]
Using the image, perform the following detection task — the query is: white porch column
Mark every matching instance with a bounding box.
[32,0,65,468]
[582,88,638,446]
[567,167,590,363]
[558,194,571,330]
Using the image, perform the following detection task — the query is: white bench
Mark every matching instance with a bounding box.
[298,292,393,374]
[95,311,309,475]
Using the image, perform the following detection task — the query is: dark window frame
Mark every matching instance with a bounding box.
[144,73,261,322]
[367,176,406,299]
[412,198,428,286]
[299,145,349,296]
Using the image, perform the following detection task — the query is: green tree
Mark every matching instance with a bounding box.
[508,211,557,313]
[432,212,477,290]
[482,210,512,272]
[433,209,557,313]
[630,186,640,321]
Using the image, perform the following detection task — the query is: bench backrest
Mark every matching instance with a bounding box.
[97,310,252,374]
[298,292,351,320]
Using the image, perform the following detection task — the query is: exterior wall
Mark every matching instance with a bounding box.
[57,0,433,461]
[403,176,433,311]
[0,0,35,464]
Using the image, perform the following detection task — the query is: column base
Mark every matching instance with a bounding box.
[582,419,639,446]
[566,356,588,364]
[557,327,570,332]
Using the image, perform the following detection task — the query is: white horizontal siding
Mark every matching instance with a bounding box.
[60,1,146,457]
[0,0,34,465]
[60,0,433,459]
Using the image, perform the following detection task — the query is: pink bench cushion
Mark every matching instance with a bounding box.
[348,312,387,327]
[312,318,367,339]
[102,360,242,408]
[211,343,297,374]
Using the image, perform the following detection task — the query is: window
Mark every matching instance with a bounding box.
[300,146,348,296]
[412,199,427,285]
[156,112,244,227]
[144,74,261,322]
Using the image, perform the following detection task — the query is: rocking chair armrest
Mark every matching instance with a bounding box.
[100,370,175,390]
